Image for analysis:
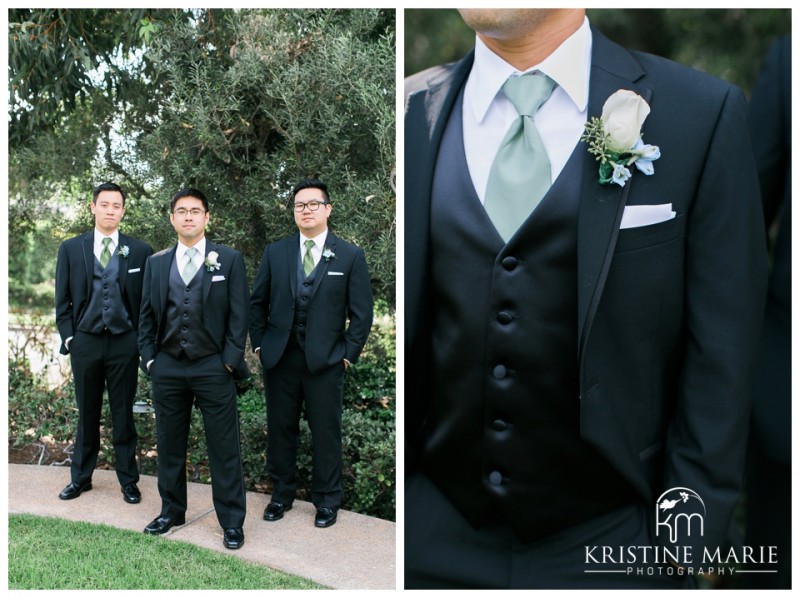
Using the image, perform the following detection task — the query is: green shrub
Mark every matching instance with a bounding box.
[8,312,396,520]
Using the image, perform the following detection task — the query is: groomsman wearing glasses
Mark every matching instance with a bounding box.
[138,188,249,549]
[56,182,152,505]
[250,178,373,528]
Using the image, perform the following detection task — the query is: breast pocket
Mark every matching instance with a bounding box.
[615,213,685,253]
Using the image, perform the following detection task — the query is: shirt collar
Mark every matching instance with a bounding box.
[177,237,206,262]
[94,228,119,247]
[300,228,329,250]
[467,16,592,122]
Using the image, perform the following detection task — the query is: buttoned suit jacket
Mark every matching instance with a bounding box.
[56,231,153,354]
[138,241,250,378]
[249,232,373,373]
[404,28,768,552]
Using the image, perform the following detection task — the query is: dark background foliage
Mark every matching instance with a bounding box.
[405,8,791,95]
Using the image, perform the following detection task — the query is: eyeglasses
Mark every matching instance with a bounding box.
[293,201,328,212]
[173,208,206,217]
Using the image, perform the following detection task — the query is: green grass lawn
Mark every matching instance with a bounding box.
[9,514,325,590]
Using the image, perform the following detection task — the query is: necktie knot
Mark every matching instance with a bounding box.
[502,73,556,117]
[102,237,112,248]
[186,247,198,260]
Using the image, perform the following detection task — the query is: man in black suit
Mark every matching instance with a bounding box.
[55,182,152,504]
[138,188,249,550]
[404,9,767,588]
[250,178,373,528]
[740,35,791,590]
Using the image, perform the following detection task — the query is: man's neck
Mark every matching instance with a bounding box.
[478,11,584,71]
[179,234,205,248]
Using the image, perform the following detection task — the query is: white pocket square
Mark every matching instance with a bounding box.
[212,275,226,282]
[127,268,141,273]
[327,271,344,276]
[620,203,676,229]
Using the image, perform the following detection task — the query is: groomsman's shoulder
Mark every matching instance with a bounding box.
[60,231,91,250]
[632,48,741,103]
[405,53,473,105]
[123,235,153,252]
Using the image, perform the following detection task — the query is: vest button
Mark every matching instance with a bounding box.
[492,365,507,379]
[501,257,518,270]
[497,311,513,324]
[180,339,187,345]
[184,299,190,304]
[492,419,508,431]
[304,281,312,287]
[488,471,503,486]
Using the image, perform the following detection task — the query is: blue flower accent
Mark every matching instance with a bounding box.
[630,138,661,176]
[118,245,130,258]
[611,163,632,187]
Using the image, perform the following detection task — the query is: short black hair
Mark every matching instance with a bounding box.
[170,188,209,213]
[93,182,126,205]
[292,178,330,203]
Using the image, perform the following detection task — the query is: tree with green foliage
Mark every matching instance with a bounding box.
[9,8,395,305]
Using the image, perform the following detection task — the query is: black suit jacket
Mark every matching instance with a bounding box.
[405,28,768,552]
[138,241,250,378]
[249,231,373,373]
[55,231,153,354]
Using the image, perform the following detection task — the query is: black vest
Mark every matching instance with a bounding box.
[291,249,318,350]
[425,88,635,543]
[161,256,218,360]
[77,254,133,334]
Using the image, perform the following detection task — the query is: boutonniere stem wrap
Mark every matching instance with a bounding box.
[118,245,130,258]
[204,250,221,271]
[581,89,661,187]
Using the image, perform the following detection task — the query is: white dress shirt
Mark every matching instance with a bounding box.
[462,17,592,203]
[94,228,120,262]
[299,229,329,270]
[176,237,207,281]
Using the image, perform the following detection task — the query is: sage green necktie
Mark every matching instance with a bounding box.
[99,237,112,268]
[484,73,556,242]
[303,240,316,277]
[182,247,198,285]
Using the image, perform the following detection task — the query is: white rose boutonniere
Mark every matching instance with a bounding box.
[204,250,221,271]
[322,248,336,262]
[118,245,130,258]
[581,89,661,187]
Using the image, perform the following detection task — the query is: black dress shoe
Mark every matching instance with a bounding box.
[263,501,292,521]
[143,515,186,535]
[121,483,141,504]
[223,527,245,549]
[314,507,338,528]
[58,481,92,500]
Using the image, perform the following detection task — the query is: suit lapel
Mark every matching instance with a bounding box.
[202,241,216,304]
[309,232,336,301]
[577,29,650,358]
[160,246,176,313]
[117,233,128,291]
[81,232,94,297]
[287,234,299,299]
[406,52,474,349]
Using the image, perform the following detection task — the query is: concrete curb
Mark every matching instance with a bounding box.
[8,464,396,589]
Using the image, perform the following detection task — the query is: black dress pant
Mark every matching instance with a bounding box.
[150,352,246,528]
[405,472,695,589]
[265,344,344,509]
[68,329,139,486]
